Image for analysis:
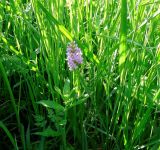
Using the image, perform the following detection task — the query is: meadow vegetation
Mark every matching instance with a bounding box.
[0,0,160,149]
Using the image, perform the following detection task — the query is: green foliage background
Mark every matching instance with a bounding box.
[0,0,160,149]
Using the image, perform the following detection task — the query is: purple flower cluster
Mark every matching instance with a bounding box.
[66,41,83,70]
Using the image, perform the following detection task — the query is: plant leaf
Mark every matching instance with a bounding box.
[37,100,65,111]
[34,127,61,137]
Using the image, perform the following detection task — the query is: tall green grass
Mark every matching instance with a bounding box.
[0,0,160,149]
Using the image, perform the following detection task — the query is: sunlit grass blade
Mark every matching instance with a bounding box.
[37,1,73,41]
[119,0,127,84]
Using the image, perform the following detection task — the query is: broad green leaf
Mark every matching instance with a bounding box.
[63,78,71,98]
[37,100,65,111]
[34,127,61,137]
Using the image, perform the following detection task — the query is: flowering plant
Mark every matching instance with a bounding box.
[66,41,83,70]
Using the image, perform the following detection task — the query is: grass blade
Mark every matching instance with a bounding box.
[0,121,17,150]
[119,0,127,83]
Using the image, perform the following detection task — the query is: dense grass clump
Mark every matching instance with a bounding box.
[0,0,160,149]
